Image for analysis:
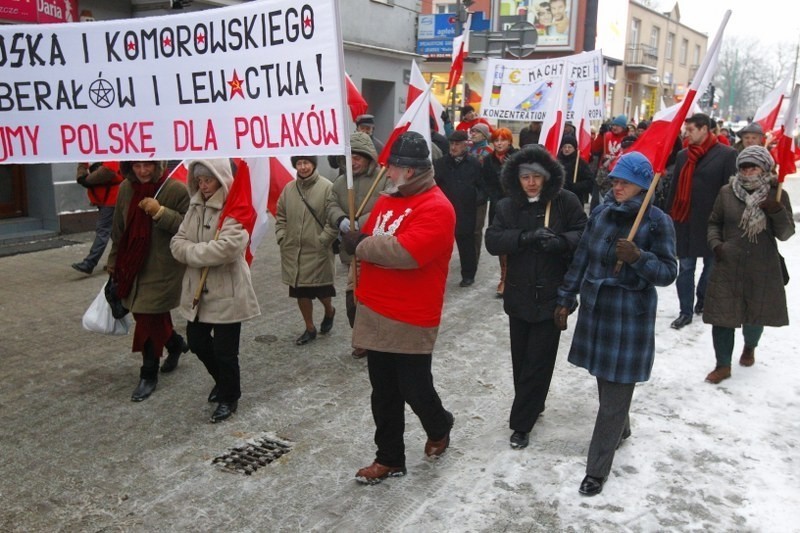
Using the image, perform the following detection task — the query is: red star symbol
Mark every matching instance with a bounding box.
[569,81,576,87]
[228,70,245,99]
[546,81,553,88]
[162,36,173,48]
[304,16,312,29]
[196,33,206,45]
[127,40,136,51]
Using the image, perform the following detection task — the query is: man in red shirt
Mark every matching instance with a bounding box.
[72,161,123,275]
[342,131,456,485]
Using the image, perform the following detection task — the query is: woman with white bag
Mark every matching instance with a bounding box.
[107,160,190,402]
[170,159,260,423]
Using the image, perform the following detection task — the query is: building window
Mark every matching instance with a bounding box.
[631,18,641,44]
[434,1,457,13]
[680,38,688,65]
[693,44,701,65]
[666,32,674,61]
[650,26,660,49]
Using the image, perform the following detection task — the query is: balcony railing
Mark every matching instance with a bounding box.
[625,44,658,72]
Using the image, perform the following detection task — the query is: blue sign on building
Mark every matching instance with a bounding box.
[417,12,489,57]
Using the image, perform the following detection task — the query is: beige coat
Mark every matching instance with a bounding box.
[170,159,261,324]
[108,166,189,314]
[275,171,338,287]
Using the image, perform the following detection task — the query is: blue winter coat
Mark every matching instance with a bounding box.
[557,194,677,383]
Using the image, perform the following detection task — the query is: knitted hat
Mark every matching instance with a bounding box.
[518,162,551,180]
[737,145,774,172]
[290,155,318,169]
[611,115,628,128]
[736,122,764,137]
[470,123,490,139]
[609,151,653,190]
[560,134,578,149]
[449,130,469,142]
[460,105,475,115]
[387,131,431,168]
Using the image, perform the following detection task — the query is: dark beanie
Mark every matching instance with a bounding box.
[290,155,318,169]
[560,135,578,149]
[388,131,431,168]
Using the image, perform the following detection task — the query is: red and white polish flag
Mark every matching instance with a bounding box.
[378,82,433,167]
[775,83,800,183]
[409,60,446,133]
[753,69,793,134]
[631,10,731,174]
[446,13,472,91]
[539,66,569,158]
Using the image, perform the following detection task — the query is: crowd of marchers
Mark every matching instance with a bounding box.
[71,106,793,496]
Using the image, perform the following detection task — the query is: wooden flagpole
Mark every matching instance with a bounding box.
[613,172,662,274]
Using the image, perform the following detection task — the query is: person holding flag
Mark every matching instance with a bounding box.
[170,159,260,423]
[702,146,795,384]
[665,113,738,329]
[555,152,677,496]
[107,161,190,403]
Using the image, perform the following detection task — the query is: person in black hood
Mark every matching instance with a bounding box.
[485,146,587,450]
[558,135,593,206]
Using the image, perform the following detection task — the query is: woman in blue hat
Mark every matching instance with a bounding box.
[555,152,678,496]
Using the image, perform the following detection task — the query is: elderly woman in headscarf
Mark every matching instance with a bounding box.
[703,145,795,384]
[107,161,190,402]
[170,159,261,423]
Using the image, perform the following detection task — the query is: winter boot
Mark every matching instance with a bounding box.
[161,332,189,373]
[496,255,507,298]
[704,366,731,384]
[132,346,159,401]
[739,346,755,367]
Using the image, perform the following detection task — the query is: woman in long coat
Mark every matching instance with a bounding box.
[170,159,261,422]
[703,145,795,383]
[556,152,677,496]
[107,161,190,402]
[275,156,339,345]
[485,145,587,450]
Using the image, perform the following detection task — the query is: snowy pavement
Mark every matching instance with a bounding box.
[0,179,798,532]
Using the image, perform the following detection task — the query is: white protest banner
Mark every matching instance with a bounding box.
[480,49,604,123]
[0,0,345,163]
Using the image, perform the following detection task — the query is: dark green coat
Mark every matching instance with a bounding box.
[108,174,190,314]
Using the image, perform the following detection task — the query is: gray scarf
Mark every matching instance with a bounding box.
[729,172,770,242]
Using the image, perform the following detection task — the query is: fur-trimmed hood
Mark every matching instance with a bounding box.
[500,145,564,204]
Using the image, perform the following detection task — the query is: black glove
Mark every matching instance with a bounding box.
[76,175,90,188]
[759,199,783,214]
[532,227,566,253]
[615,239,641,264]
[441,109,451,124]
[519,230,538,248]
[713,244,724,263]
[554,305,570,331]
[341,230,367,255]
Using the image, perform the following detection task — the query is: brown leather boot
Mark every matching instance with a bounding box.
[705,366,731,384]
[739,346,755,367]
[496,255,507,298]
[354,462,406,485]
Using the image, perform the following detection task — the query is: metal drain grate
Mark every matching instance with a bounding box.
[212,436,292,475]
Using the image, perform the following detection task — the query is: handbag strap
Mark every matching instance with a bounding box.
[296,182,326,230]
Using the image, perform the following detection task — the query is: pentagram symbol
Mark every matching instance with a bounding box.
[89,79,115,108]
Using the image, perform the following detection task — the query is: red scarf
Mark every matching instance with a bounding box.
[670,133,718,223]
[114,177,165,298]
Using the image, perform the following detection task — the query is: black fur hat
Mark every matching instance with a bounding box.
[500,145,564,205]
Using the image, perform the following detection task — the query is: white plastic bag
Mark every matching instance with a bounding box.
[82,286,132,335]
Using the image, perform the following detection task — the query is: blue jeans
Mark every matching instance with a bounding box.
[676,255,714,317]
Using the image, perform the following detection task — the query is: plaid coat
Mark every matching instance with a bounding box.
[557,195,677,383]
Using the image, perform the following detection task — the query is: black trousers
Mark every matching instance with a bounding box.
[586,378,634,478]
[367,350,450,468]
[455,232,477,280]
[508,316,562,433]
[187,321,242,403]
